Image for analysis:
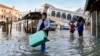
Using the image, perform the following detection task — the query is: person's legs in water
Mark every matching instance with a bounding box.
[78,31,83,40]
[70,29,74,35]
[41,30,49,52]
[80,30,83,39]
[41,43,46,52]
[44,30,49,41]
[70,30,72,35]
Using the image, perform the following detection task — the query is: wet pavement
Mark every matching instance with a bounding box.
[0,26,100,56]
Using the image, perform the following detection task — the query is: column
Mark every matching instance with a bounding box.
[92,11,96,37]
[97,10,100,37]
[95,10,98,38]
[90,14,92,36]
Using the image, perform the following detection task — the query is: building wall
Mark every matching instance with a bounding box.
[85,0,100,38]
[0,5,21,21]
[91,10,100,38]
[91,11,96,37]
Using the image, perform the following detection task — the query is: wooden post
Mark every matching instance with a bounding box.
[31,20,33,33]
[33,20,38,33]
[23,21,25,32]
[10,18,12,35]
[16,24,17,31]
[26,19,28,33]
[24,19,27,32]
[6,18,9,35]
[20,23,22,31]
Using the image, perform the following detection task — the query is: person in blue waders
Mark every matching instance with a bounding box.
[37,12,50,52]
[77,17,84,40]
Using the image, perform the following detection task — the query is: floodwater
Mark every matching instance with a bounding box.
[0,26,100,56]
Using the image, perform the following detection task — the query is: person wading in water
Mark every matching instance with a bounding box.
[37,12,50,52]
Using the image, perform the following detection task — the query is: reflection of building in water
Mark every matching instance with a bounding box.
[41,3,84,21]
[0,4,21,21]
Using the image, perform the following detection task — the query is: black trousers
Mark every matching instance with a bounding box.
[70,29,75,33]
[44,30,49,36]
[78,30,83,36]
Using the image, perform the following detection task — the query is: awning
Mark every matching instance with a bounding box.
[23,12,41,20]
[85,0,100,11]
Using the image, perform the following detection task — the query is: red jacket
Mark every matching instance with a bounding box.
[69,23,75,30]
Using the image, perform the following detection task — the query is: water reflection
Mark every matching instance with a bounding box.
[78,39,84,56]
[69,34,75,42]
[0,27,100,56]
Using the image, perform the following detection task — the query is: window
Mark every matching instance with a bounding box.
[9,11,11,14]
[4,10,6,13]
[2,9,3,12]
[62,13,66,19]
[1,9,6,13]
[56,12,61,18]
[67,14,71,20]
[72,15,78,23]
[1,15,3,18]
[3,16,5,18]
[51,11,55,17]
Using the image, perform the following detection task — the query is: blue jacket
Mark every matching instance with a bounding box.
[37,18,51,31]
[77,23,84,31]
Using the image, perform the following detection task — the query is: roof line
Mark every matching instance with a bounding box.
[0,3,20,12]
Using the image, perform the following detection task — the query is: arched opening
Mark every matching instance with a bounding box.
[71,15,78,23]
[67,14,71,20]
[51,11,55,17]
[62,13,66,19]
[56,12,61,18]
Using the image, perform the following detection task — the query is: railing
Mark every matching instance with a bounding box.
[48,16,70,26]
[48,16,70,23]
